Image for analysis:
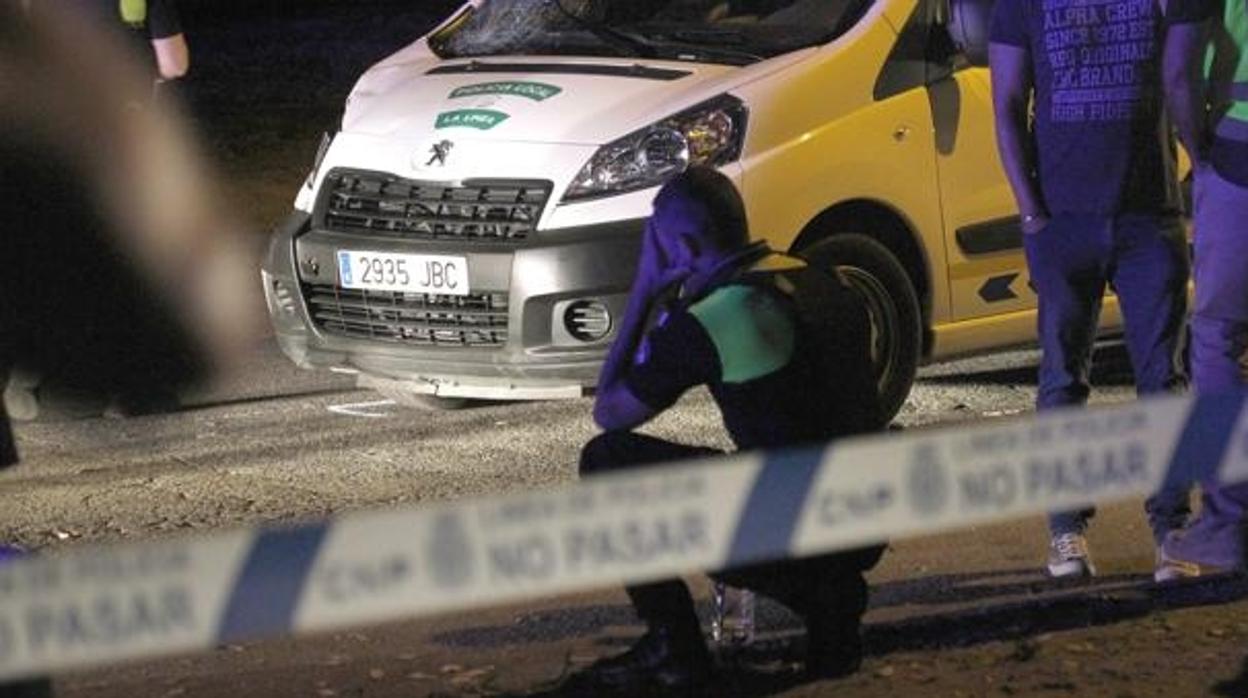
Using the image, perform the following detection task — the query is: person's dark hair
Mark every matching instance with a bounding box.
[654,165,749,252]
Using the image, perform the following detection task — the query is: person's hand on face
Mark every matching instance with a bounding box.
[636,218,670,292]
[645,197,700,287]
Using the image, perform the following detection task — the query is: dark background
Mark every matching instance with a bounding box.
[180,0,462,20]
[171,1,462,226]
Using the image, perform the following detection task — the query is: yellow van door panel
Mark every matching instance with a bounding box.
[736,3,951,326]
[927,68,1034,323]
[740,88,951,325]
[933,299,1125,357]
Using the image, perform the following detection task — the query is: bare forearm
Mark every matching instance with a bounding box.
[597,288,653,393]
[994,108,1045,217]
[989,43,1046,220]
[1167,89,1206,165]
[152,34,189,80]
[1163,21,1211,165]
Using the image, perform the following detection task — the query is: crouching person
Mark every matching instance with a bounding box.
[571,166,888,693]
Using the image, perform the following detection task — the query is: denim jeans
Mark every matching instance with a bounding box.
[1023,213,1191,540]
[1171,166,1248,567]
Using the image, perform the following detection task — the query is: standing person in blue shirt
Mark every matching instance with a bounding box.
[569,166,887,693]
[989,0,1208,580]
[1159,0,1248,577]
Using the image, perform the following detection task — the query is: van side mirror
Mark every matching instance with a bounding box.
[945,0,995,67]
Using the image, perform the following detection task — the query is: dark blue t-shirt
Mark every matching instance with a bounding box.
[991,0,1212,214]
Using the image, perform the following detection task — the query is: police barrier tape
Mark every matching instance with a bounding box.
[2,392,1247,681]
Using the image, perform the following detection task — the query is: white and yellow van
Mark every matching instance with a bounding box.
[262,0,1051,419]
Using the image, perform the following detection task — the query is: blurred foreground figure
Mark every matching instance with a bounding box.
[0,0,253,429]
[571,167,886,694]
[0,3,254,691]
[1159,0,1248,577]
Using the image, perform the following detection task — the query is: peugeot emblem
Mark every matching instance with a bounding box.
[426,140,454,167]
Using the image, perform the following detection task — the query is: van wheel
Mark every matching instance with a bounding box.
[800,234,922,422]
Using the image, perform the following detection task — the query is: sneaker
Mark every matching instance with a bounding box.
[1154,547,1203,583]
[567,627,712,694]
[1157,525,1244,581]
[1047,533,1095,578]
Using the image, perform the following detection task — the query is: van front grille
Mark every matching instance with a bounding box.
[304,283,509,348]
[318,170,550,243]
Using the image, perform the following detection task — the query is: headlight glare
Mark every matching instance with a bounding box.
[564,95,747,202]
[639,128,690,172]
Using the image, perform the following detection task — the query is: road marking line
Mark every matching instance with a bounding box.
[327,400,396,418]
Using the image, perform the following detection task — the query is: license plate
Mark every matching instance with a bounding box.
[337,251,469,296]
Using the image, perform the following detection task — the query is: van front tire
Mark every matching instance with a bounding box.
[800,234,922,422]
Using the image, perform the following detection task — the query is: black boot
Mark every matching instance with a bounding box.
[800,573,868,680]
[0,679,53,698]
[571,626,712,694]
[804,617,864,680]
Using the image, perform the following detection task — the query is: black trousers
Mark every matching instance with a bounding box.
[580,431,884,645]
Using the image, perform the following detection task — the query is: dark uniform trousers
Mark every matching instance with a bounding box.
[580,431,884,648]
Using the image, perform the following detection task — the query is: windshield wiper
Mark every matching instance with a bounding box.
[552,0,657,58]
[669,27,751,44]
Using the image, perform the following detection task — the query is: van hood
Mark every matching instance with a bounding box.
[341,54,747,146]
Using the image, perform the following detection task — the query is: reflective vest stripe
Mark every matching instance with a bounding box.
[119,0,146,25]
[1207,0,1248,137]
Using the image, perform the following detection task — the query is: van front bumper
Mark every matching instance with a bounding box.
[261,210,642,400]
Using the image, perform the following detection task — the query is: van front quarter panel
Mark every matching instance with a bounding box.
[736,0,951,325]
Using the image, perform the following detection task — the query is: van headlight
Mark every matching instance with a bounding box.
[563,95,748,202]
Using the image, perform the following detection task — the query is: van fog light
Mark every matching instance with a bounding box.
[564,300,612,342]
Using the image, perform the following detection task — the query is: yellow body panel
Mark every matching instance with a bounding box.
[733,0,1158,361]
[737,2,954,326]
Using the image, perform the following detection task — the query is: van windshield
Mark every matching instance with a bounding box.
[430,0,873,65]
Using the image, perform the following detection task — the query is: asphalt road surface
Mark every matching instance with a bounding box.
[8,327,1248,697]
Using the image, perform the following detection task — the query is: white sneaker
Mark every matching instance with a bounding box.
[1154,548,1202,583]
[1047,532,1095,578]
